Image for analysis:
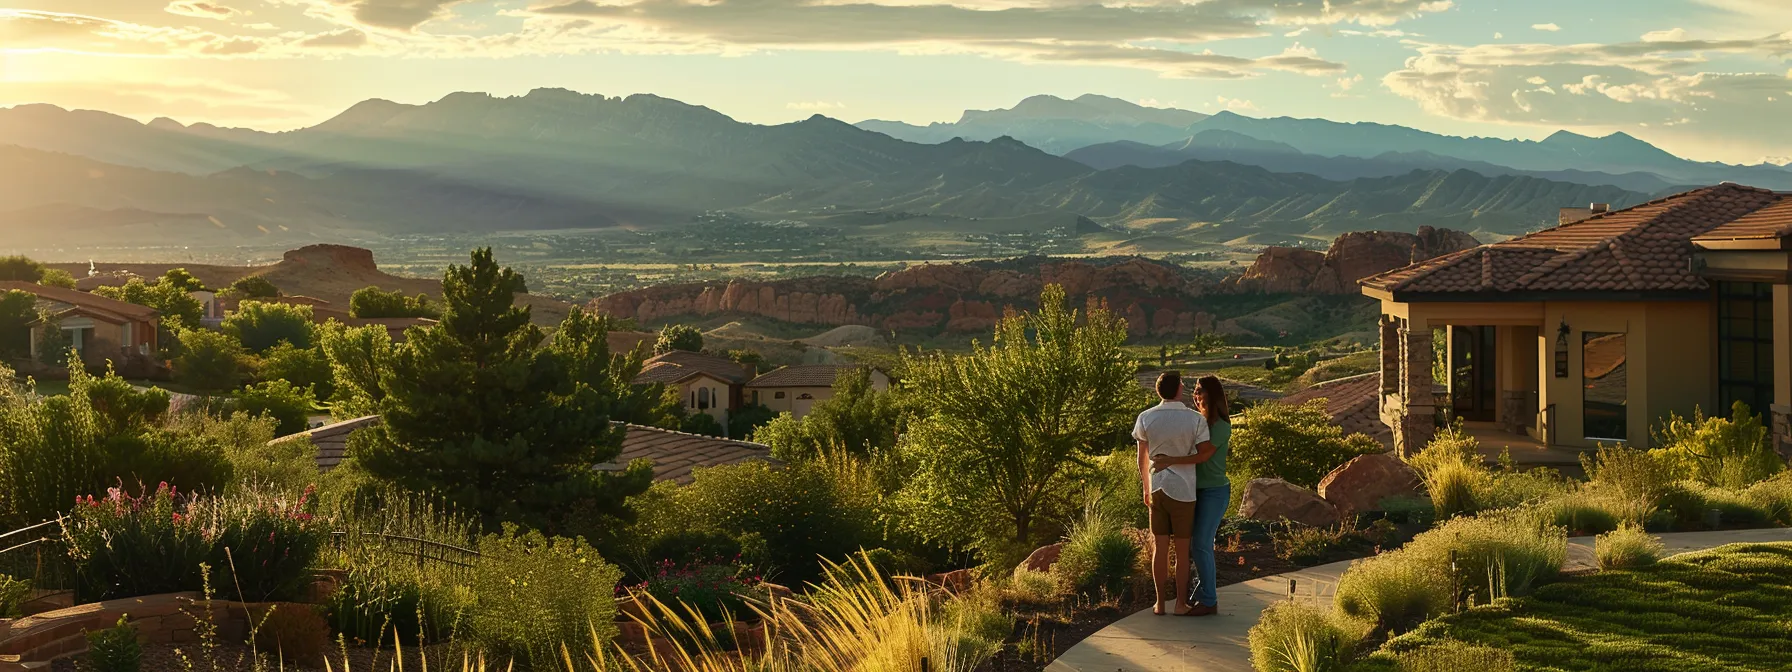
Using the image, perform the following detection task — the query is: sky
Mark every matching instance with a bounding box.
[0,0,1789,164]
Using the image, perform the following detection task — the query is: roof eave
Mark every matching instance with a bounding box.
[1388,289,1710,303]
[1693,237,1792,251]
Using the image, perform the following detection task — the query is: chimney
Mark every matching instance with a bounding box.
[1590,203,1610,213]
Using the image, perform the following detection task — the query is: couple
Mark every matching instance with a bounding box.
[1134,371,1230,617]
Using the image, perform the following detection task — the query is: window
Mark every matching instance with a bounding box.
[1583,331,1628,441]
[1718,281,1775,419]
[697,386,711,410]
[797,393,814,400]
[775,391,786,399]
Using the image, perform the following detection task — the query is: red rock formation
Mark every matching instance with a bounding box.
[1229,227,1478,294]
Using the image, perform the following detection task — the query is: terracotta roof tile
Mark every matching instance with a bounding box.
[1694,197,1792,242]
[637,351,754,384]
[748,365,872,388]
[601,424,781,484]
[1362,184,1789,297]
[0,281,160,321]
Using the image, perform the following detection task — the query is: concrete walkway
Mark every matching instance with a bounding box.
[1046,528,1792,672]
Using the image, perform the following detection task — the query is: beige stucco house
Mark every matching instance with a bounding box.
[632,350,756,429]
[1361,184,1792,461]
[0,281,160,365]
[748,365,890,418]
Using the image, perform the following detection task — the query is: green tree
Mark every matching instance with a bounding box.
[895,285,1139,551]
[233,379,316,436]
[1190,331,1227,357]
[38,269,77,289]
[1229,399,1381,488]
[0,256,44,282]
[353,248,653,531]
[0,290,36,359]
[655,324,703,354]
[318,322,392,419]
[173,328,247,393]
[158,269,206,292]
[680,412,725,437]
[92,278,203,327]
[257,341,335,401]
[349,286,439,319]
[35,311,70,365]
[223,301,316,354]
[549,306,677,428]
[754,368,907,461]
[231,276,280,298]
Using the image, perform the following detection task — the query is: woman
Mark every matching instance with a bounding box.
[1151,375,1230,616]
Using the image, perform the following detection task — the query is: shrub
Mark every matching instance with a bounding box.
[655,324,703,354]
[1006,568,1063,607]
[85,616,141,672]
[469,526,620,669]
[1052,507,1140,597]
[0,255,46,282]
[1334,552,1450,635]
[38,268,77,289]
[626,561,762,624]
[1248,601,1361,672]
[1745,472,1792,524]
[1403,511,1566,604]
[325,561,470,646]
[679,411,725,437]
[349,287,439,319]
[1407,422,1480,478]
[1655,402,1783,489]
[93,277,203,328]
[257,342,335,402]
[1687,482,1773,528]
[231,276,280,298]
[232,380,316,437]
[64,483,211,601]
[1595,523,1663,570]
[1083,447,1149,530]
[1419,456,1484,519]
[173,328,248,393]
[224,301,316,354]
[1529,493,1625,535]
[639,529,744,570]
[1274,524,1368,566]
[0,290,35,359]
[647,460,880,584]
[252,604,331,668]
[1580,444,1677,507]
[200,488,327,602]
[0,574,30,618]
[1230,400,1380,488]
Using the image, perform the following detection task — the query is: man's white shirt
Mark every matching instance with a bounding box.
[1133,400,1210,503]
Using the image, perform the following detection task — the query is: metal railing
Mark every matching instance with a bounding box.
[328,531,480,575]
[0,518,75,594]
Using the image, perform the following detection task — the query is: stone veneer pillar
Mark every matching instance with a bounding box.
[1379,316,1401,399]
[1394,325,1436,458]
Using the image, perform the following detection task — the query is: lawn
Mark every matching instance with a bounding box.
[1355,542,1792,672]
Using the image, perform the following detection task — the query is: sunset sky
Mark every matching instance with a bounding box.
[1,0,1789,163]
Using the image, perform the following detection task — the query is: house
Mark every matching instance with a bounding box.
[295,415,777,484]
[632,350,756,428]
[1361,184,1792,461]
[0,281,159,364]
[747,364,890,418]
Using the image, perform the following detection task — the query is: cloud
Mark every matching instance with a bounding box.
[0,9,379,57]
[1532,23,1561,32]
[1642,28,1688,42]
[786,100,846,111]
[164,2,248,21]
[1285,27,1309,37]
[299,28,368,48]
[1383,32,1792,158]
[1216,95,1258,111]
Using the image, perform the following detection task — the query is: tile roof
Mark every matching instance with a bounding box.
[1693,196,1792,243]
[598,424,781,484]
[634,350,754,385]
[1361,184,1789,298]
[0,281,160,321]
[289,416,779,484]
[748,364,867,388]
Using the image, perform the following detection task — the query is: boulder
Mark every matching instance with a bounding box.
[926,568,973,593]
[1239,478,1340,527]
[1317,452,1423,516]
[1020,543,1063,573]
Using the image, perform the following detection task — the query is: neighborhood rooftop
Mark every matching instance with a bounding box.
[746,364,868,388]
[1361,184,1789,299]
[633,350,755,385]
[0,280,160,321]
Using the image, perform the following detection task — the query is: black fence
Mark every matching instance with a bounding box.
[328,531,480,576]
[0,518,75,595]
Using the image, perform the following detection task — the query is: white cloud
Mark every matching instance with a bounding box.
[1526,75,1548,84]
[1642,28,1689,42]
[1337,73,1365,90]
[1532,23,1561,32]
[1494,32,1503,39]
[164,2,247,21]
[786,100,846,111]
[1216,95,1258,111]
[1285,27,1309,37]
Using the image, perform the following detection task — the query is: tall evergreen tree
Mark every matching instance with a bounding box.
[353,248,652,531]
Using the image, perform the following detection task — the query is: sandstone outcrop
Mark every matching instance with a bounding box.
[1315,453,1423,516]
[1227,227,1478,294]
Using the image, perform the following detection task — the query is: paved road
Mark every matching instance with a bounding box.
[1046,527,1792,672]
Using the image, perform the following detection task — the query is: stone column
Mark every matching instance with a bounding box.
[1775,285,1792,463]
[1395,324,1436,458]
[1379,316,1400,399]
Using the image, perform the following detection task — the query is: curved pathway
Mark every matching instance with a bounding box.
[1046,527,1792,672]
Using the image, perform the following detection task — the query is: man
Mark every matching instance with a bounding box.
[1134,371,1217,616]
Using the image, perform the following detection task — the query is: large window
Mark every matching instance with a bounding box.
[1583,331,1628,441]
[1718,281,1775,418]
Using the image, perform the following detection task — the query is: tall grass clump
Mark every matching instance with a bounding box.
[1333,553,1450,635]
[1418,457,1483,520]
[1595,523,1663,569]
[1744,471,1792,524]
[1051,506,1141,597]
[1405,511,1566,604]
[1248,601,1363,672]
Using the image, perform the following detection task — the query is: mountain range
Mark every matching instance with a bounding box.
[1,89,1771,248]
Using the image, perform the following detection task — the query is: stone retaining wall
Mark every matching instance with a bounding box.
[0,592,313,671]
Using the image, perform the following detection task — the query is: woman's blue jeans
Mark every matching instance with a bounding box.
[1190,484,1230,607]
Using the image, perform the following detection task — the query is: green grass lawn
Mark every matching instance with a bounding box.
[1354,542,1792,672]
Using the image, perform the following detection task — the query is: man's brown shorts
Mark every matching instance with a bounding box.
[1149,491,1196,538]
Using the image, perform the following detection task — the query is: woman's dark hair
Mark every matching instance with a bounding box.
[1195,375,1228,424]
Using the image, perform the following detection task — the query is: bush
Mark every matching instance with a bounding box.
[626,561,762,624]
[1083,447,1149,531]
[231,276,280,298]
[1274,524,1368,566]
[0,574,30,618]
[1580,443,1677,507]
[0,255,45,282]
[349,287,439,319]
[224,301,316,354]
[1419,456,1484,519]
[257,342,335,402]
[85,616,141,672]
[639,529,745,571]
[1052,507,1140,597]
[1404,512,1566,604]
[644,460,881,584]
[1595,523,1663,570]
[324,561,470,646]
[64,483,210,601]
[173,328,248,393]
[1248,601,1361,672]
[679,411,725,437]
[252,604,331,668]
[38,268,77,289]
[1006,568,1064,607]
[469,526,620,669]
[1529,493,1626,535]
[1745,471,1792,524]
[1334,552,1450,635]
[1407,422,1480,478]
[655,324,703,354]
[1655,402,1783,489]
[1230,400,1380,488]
[233,380,316,437]
[200,488,327,602]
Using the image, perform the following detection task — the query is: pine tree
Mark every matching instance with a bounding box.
[354,248,652,531]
